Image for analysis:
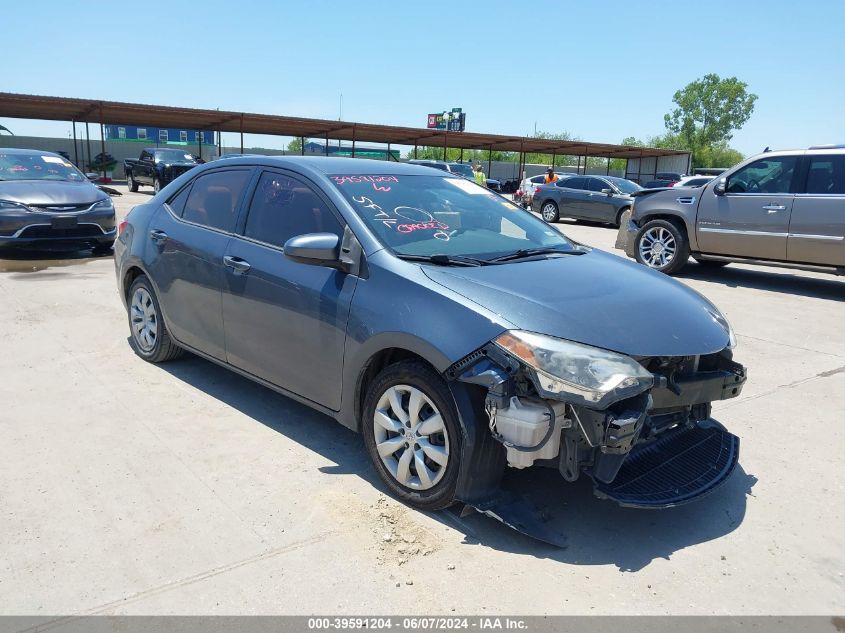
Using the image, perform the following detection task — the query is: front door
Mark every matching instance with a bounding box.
[582,177,618,222]
[787,153,845,266]
[146,168,253,360]
[696,155,799,260]
[221,170,358,410]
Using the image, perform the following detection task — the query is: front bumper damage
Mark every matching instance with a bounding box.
[446,343,746,544]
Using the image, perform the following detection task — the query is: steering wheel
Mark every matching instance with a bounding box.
[746,178,760,192]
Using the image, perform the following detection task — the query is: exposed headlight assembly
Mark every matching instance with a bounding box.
[494,330,654,409]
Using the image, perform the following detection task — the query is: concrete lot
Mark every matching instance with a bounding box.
[1,188,843,616]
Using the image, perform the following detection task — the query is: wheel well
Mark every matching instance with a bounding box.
[122,266,145,300]
[639,213,687,235]
[355,348,436,430]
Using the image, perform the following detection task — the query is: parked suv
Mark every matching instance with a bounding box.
[408,159,502,192]
[618,146,845,275]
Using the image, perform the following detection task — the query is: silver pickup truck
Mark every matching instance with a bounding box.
[617,145,845,276]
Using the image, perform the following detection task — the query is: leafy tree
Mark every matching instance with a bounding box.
[695,142,744,169]
[287,137,309,153]
[664,74,757,164]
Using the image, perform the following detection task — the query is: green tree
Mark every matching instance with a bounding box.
[695,142,745,169]
[664,74,757,164]
[287,137,309,153]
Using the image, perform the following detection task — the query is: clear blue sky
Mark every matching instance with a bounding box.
[3,0,843,156]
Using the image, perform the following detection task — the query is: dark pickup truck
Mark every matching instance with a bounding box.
[124,148,201,194]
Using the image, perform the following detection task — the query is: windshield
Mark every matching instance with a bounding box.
[606,177,642,194]
[331,174,576,260]
[0,153,87,182]
[449,163,474,179]
[154,149,196,163]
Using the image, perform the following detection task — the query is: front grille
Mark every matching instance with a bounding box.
[591,422,739,508]
[29,203,95,213]
[19,225,103,239]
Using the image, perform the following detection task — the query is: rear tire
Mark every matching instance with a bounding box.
[614,207,630,228]
[127,275,184,363]
[362,361,461,511]
[541,200,559,223]
[153,178,162,195]
[634,219,690,275]
[127,172,139,192]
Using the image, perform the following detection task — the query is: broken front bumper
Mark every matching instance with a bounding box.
[452,345,747,510]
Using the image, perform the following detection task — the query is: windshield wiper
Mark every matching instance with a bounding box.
[395,253,491,267]
[488,247,585,263]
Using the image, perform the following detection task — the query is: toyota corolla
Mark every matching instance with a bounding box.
[114,157,746,529]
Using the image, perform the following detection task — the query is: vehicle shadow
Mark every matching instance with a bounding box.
[156,352,755,572]
[0,246,112,274]
[679,263,844,301]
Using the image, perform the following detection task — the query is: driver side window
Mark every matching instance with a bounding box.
[726,156,797,194]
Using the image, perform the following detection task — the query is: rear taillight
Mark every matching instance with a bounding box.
[118,220,128,235]
[534,186,541,194]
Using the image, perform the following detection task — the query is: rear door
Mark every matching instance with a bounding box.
[695,155,799,260]
[787,153,845,266]
[145,168,253,360]
[221,169,358,410]
[138,149,154,184]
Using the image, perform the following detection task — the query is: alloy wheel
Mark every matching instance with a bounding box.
[372,384,450,491]
[639,226,677,269]
[542,203,557,222]
[130,287,158,352]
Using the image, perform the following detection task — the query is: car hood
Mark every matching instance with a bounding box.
[0,180,103,206]
[421,249,730,357]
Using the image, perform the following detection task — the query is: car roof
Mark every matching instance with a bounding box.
[195,155,456,178]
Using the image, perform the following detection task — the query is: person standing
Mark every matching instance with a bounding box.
[473,163,487,187]
[544,167,558,184]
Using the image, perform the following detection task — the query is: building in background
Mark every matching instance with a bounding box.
[104,125,214,146]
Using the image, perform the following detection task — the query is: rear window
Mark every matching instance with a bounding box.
[805,155,845,194]
[182,169,252,232]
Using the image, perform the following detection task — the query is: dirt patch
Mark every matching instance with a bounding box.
[372,495,440,567]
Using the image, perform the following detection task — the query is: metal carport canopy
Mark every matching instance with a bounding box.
[0,92,687,160]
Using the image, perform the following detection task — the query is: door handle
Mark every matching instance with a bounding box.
[762,204,786,212]
[223,255,251,274]
[150,229,168,244]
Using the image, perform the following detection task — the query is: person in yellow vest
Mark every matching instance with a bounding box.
[473,163,487,187]
[544,167,558,184]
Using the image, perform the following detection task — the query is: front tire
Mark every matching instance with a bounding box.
[362,361,461,511]
[634,219,690,274]
[541,200,559,223]
[127,275,184,363]
[153,178,162,195]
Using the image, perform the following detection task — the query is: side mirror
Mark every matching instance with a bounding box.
[601,188,613,195]
[714,178,727,195]
[283,233,349,271]
[85,172,100,181]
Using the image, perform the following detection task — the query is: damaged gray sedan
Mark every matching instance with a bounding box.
[115,157,746,531]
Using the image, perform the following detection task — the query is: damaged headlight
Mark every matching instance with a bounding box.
[494,331,654,409]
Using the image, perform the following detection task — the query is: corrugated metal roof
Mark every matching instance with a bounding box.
[0,92,688,160]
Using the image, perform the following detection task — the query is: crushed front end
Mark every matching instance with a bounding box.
[449,331,746,510]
